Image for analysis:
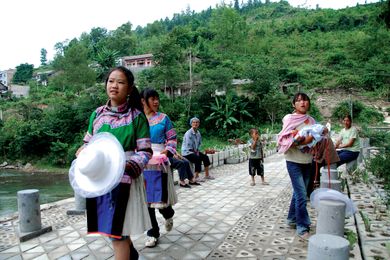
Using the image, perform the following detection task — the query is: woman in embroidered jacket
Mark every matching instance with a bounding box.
[140,88,178,248]
[77,66,152,259]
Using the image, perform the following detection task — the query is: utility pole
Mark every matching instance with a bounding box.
[187,48,193,117]
[349,91,353,122]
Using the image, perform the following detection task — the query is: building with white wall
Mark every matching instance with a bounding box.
[0,69,15,86]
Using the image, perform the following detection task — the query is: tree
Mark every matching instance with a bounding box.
[261,90,290,129]
[105,22,137,56]
[13,63,34,84]
[209,7,247,51]
[234,0,240,11]
[40,48,48,66]
[152,36,186,97]
[51,43,96,93]
[95,47,120,81]
[54,40,69,56]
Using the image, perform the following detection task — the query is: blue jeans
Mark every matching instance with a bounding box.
[336,150,360,167]
[286,161,311,235]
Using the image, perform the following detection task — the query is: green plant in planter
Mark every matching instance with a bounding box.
[344,229,357,249]
[360,211,371,232]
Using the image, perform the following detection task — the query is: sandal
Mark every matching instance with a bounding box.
[180,183,191,188]
[297,232,310,241]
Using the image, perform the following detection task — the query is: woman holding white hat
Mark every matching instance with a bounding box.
[72,66,152,260]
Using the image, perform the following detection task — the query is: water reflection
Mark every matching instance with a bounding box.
[0,170,73,216]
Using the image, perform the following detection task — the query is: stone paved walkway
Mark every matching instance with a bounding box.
[0,152,379,259]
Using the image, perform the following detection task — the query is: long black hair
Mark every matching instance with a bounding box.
[105,66,143,112]
[140,88,159,109]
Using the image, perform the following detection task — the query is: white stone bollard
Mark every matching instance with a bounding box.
[207,154,213,169]
[320,167,338,180]
[316,200,346,237]
[320,179,342,192]
[67,192,86,215]
[307,234,349,260]
[18,189,42,233]
[212,153,218,167]
[218,151,224,166]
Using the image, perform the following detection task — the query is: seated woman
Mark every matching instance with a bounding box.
[181,117,214,181]
[335,114,360,167]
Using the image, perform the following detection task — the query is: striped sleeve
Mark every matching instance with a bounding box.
[164,115,177,155]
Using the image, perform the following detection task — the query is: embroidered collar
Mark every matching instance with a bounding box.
[104,100,129,113]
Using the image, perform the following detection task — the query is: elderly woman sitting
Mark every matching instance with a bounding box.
[181,117,214,181]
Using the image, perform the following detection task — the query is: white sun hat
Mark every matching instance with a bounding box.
[69,132,126,198]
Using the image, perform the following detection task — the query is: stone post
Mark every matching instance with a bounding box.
[320,167,341,192]
[316,199,346,237]
[67,193,86,215]
[307,234,349,260]
[18,189,41,233]
[17,189,52,242]
[320,167,338,180]
[207,154,213,169]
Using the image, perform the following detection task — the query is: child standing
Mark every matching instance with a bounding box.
[248,128,267,186]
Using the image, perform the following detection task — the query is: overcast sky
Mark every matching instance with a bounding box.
[0,0,380,70]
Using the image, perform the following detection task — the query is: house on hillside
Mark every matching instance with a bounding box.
[120,54,154,73]
[0,82,8,98]
[33,70,56,86]
[0,69,15,87]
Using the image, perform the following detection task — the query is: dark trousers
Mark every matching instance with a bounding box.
[169,157,194,181]
[147,206,175,238]
[184,152,211,173]
[336,150,360,167]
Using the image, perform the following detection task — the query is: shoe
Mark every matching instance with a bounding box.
[189,181,201,185]
[165,218,173,232]
[250,182,255,186]
[297,232,310,241]
[195,177,205,182]
[180,183,191,188]
[204,175,215,180]
[145,236,157,247]
[261,182,269,185]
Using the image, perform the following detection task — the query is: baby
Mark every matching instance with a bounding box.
[291,124,329,152]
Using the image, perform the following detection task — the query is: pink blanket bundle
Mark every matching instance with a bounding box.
[277,113,316,154]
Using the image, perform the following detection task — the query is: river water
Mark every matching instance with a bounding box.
[0,170,74,217]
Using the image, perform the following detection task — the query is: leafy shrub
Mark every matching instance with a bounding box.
[332,100,364,121]
[366,151,390,205]
[356,107,384,124]
[360,126,390,151]
[326,51,347,65]
[336,74,363,89]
